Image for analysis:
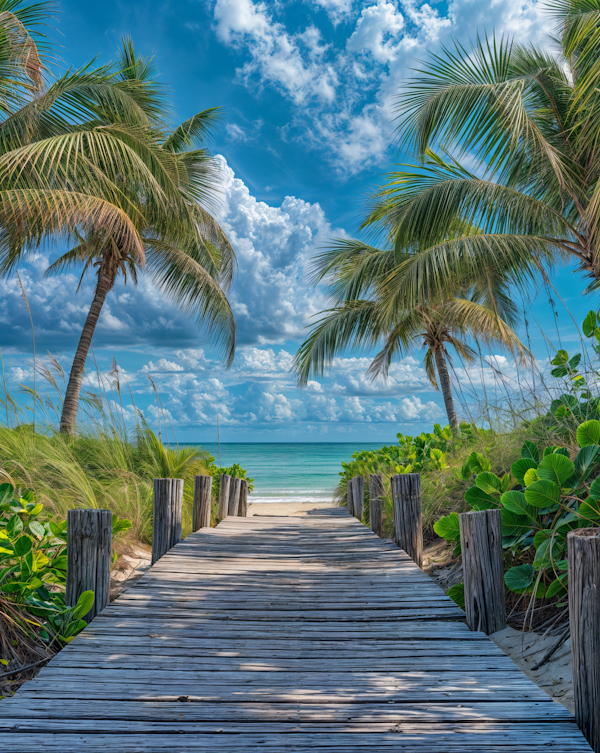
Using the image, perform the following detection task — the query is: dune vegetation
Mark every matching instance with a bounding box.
[299,0,600,639]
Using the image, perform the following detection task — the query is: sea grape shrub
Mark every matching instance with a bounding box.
[0,483,131,646]
[435,426,600,605]
[339,423,489,501]
[544,307,600,428]
[210,463,254,502]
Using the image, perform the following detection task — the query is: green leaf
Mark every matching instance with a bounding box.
[524,480,561,508]
[537,454,575,486]
[6,514,23,536]
[533,529,552,548]
[574,445,600,480]
[521,441,539,462]
[433,513,461,541]
[551,350,569,366]
[578,420,600,447]
[547,575,567,598]
[534,538,564,570]
[523,468,539,486]
[551,366,569,378]
[112,518,133,534]
[0,483,14,505]
[501,491,538,524]
[28,521,45,540]
[504,564,534,593]
[569,354,582,369]
[467,452,491,473]
[464,486,497,511]
[31,551,49,571]
[543,446,560,457]
[578,498,600,523]
[26,503,43,517]
[511,458,538,484]
[500,508,532,536]
[13,535,33,557]
[475,472,502,495]
[51,554,68,571]
[583,311,597,337]
[590,477,600,501]
[447,583,465,609]
[72,590,95,619]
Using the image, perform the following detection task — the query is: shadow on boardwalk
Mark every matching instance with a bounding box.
[0,509,592,751]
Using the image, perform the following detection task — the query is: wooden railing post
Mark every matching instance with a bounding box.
[239,479,249,517]
[218,473,231,520]
[152,478,183,565]
[192,475,212,531]
[459,509,506,635]
[352,476,364,520]
[346,479,354,516]
[66,509,112,623]
[369,474,384,537]
[228,477,242,516]
[569,529,600,752]
[391,473,423,567]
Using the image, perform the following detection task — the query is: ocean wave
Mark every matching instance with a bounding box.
[249,496,333,504]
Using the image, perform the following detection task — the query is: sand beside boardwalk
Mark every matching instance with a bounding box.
[247,500,337,516]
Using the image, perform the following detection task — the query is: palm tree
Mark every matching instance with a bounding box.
[49,42,236,433]
[0,17,236,433]
[360,0,600,312]
[294,240,529,433]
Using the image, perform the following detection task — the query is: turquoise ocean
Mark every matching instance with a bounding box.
[200,443,386,504]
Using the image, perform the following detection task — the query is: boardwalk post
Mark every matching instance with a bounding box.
[369,474,384,537]
[569,528,600,752]
[352,476,364,520]
[459,509,506,635]
[151,478,183,565]
[239,479,249,517]
[228,477,242,516]
[66,509,112,623]
[391,473,423,567]
[192,475,212,531]
[218,473,231,519]
[346,479,354,516]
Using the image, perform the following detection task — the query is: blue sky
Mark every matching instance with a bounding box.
[0,0,593,442]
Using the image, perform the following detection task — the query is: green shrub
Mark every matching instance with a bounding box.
[435,425,600,604]
[0,482,131,652]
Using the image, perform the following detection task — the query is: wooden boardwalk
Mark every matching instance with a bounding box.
[0,507,592,751]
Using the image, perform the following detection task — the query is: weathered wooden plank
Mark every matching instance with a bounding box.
[0,506,591,753]
[0,699,572,722]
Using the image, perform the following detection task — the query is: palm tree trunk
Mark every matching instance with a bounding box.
[433,346,459,434]
[59,267,113,434]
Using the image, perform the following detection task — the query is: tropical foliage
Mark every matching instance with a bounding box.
[338,422,495,531]
[0,1,236,434]
[294,239,529,432]
[0,482,132,685]
[433,309,600,608]
[358,0,600,314]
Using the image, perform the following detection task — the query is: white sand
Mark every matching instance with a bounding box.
[247,500,337,517]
